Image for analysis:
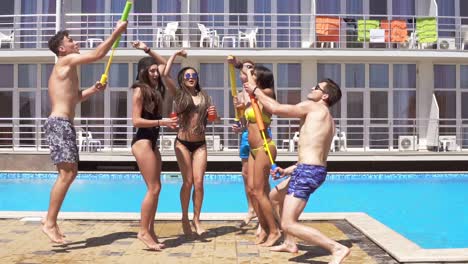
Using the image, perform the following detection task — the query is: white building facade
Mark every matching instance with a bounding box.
[0,0,467,153]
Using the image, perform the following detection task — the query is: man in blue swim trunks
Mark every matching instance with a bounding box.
[245,78,350,263]
[42,20,127,244]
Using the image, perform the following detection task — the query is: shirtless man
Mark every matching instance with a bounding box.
[244,78,350,264]
[42,20,127,244]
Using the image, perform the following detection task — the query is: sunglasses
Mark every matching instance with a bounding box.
[314,84,327,94]
[184,73,198,80]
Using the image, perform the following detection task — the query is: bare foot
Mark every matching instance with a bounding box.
[255,229,268,244]
[329,244,350,264]
[259,231,282,247]
[137,231,162,251]
[181,218,193,236]
[255,224,262,236]
[149,232,166,249]
[191,220,206,236]
[239,211,257,227]
[269,242,298,253]
[41,224,66,244]
[41,218,65,238]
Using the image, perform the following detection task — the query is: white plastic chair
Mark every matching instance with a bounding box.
[76,128,102,152]
[0,30,14,48]
[282,131,299,152]
[238,27,258,48]
[198,23,219,47]
[155,22,179,47]
[331,130,347,152]
[461,25,468,50]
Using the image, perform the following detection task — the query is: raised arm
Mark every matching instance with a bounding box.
[62,20,127,66]
[244,71,309,118]
[132,41,168,66]
[162,49,187,97]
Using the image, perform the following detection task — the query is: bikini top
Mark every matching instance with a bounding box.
[244,107,271,125]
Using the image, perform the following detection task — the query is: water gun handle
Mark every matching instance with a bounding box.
[249,95,265,131]
[271,163,281,179]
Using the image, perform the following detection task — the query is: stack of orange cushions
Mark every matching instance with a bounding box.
[381,20,408,43]
[316,16,340,42]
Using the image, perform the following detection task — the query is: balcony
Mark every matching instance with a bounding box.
[0,117,466,155]
[0,13,467,52]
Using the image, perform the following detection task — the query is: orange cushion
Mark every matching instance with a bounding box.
[316,16,340,42]
[380,20,408,43]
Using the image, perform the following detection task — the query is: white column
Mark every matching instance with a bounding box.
[417,61,434,150]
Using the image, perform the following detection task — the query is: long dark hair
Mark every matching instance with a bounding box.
[254,65,276,100]
[130,57,166,115]
[175,66,211,134]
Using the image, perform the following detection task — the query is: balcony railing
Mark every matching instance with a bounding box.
[0,13,467,51]
[0,117,465,154]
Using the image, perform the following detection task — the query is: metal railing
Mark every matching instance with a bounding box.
[0,13,467,51]
[0,117,466,154]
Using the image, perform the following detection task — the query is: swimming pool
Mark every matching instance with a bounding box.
[0,172,467,249]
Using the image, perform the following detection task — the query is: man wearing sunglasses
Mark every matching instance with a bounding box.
[244,79,349,263]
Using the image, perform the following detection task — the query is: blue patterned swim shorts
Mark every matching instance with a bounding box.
[44,116,79,165]
[287,163,327,201]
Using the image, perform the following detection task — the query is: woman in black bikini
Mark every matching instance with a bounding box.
[130,41,178,250]
[173,66,217,236]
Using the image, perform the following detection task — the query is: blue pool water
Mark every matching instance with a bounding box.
[0,172,467,249]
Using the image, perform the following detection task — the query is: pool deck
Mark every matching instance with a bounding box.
[0,212,467,264]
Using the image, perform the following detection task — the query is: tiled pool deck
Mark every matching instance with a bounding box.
[0,212,467,264]
[0,217,393,264]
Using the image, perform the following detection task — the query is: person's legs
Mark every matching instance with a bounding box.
[132,141,163,250]
[175,140,194,235]
[240,158,256,226]
[247,153,267,244]
[42,162,77,244]
[191,145,207,235]
[269,178,298,253]
[147,148,164,247]
[281,195,350,263]
[252,147,281,247]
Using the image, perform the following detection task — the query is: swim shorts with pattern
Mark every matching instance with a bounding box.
[44,116,79,165]
[287,163,327,201]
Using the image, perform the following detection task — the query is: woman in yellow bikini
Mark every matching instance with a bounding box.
[243,65,281,246]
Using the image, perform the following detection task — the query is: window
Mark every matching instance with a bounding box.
[109,64,129,88]
[345,64,365,88]
[394,64,416,89]
[346,0,363,15]
[318,63,341,117]
[276,63,301,147]
[434,64,456,137]
[41,64,53,118]
[0,65,14,88]
[392,0,414,16]
[229,0,247,25]
[0,0,14,28]
[316,0,340,14]
[437,0,455,37]
[81,0,105,45]
[18,64,37,88]
[277,0,301,48]
[200,0,224,27]
[369,64,388,88]
[254,0,271,48]
[370,0,387,15]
